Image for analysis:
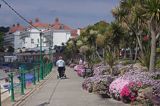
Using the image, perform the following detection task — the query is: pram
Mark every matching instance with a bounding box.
[57,67,67,79]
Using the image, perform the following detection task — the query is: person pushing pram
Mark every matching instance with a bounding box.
[56,56,66,79]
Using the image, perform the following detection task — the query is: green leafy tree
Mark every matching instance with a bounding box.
[140,0,160,71]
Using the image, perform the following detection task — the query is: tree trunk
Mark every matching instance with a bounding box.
[136,32,144,59]
[96,50,103,61]
[134,43,138,62]
[149,29,156,71]
[123,49,127,59]
[129,48,133,60]
[102,48,106,65]
[117,47,120,61]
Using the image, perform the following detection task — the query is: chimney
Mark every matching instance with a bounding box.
[12,24,15,27]
[17,23,20,26]
[55,17,59,22]
[35,18,39,23]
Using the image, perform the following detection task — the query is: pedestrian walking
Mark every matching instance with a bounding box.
[56,56,66,79]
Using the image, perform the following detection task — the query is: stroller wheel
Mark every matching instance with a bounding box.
[64,74,67,79]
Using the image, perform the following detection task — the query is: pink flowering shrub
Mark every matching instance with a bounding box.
[120,82,142,103]
[74,65,85,77]
[82,77,95,93]
[93,65,109,76]
[82,75,114,96]
[109,77,130,100]
[92,75,114,95]
[109,76,143,102]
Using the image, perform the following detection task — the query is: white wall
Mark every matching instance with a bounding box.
[14,31,22,50]
[15,28,71,52]
[77,29,81,36]
[21,28,47,49]
[52,30,71,47]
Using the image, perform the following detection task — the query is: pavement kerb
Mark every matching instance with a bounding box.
[13,70,54,106]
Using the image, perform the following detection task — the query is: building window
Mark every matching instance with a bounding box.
[37,39,39,43]
[31,39,34,44]
[60,25,64,29]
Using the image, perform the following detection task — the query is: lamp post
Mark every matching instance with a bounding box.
[40,32,43,80]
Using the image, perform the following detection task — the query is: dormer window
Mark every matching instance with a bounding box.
[60,25,64,29]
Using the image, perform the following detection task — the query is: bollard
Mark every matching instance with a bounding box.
[33,68,36,85]
[9,73,15,102]
[21,68,24,95]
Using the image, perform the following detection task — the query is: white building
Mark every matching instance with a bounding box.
[44,18,77,47]
[20,18,78,52]
[20,18,49,51]
[4,18,79,53]
[3,23,24,51]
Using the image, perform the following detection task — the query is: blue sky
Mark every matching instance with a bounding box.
[0,0,119,28]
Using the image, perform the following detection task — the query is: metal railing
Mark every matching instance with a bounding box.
[0,62,53,106]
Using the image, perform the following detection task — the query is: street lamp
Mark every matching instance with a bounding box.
[40,32,43,80]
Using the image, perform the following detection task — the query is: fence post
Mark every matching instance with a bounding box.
[21,68,24,95]
[48,63,50,75]
[47,63,49,75]
[33,68,36,85]
[43,63,45,78]
[37,67,40,82]
[23,71,26,89]
[50,63,52,72]
[46,63,48,76]
[9,73,14,102]
[45,63,47,77]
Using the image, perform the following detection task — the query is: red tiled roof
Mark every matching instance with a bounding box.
[8,18,78,38]
[52,18,78,37]
[52,18,72,30]
[28,18,49,29]
[32,22,49,28]
[9,24,24,33]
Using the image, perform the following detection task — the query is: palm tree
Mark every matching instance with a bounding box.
[109,22,125,59]
[113,0,144,55]
[140,0,160,71]
[113,0,160,71]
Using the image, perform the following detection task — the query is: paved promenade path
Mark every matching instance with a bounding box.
[20,67,128,106]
